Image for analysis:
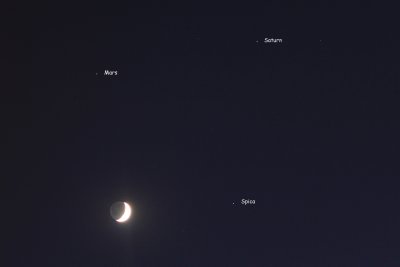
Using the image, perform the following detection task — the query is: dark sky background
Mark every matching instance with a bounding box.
[4,2,400,266]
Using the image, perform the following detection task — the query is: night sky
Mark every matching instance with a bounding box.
[4,2,400,266]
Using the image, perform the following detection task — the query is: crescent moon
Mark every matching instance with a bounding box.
[116,202,132,223]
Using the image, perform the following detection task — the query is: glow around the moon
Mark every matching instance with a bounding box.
[116,202,132,223]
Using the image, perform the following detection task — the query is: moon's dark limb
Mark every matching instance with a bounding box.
[110,201,126,221]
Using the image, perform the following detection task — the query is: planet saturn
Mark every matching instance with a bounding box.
[110,201,132,223]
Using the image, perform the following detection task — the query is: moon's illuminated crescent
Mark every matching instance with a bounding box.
[116,202,132,223]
